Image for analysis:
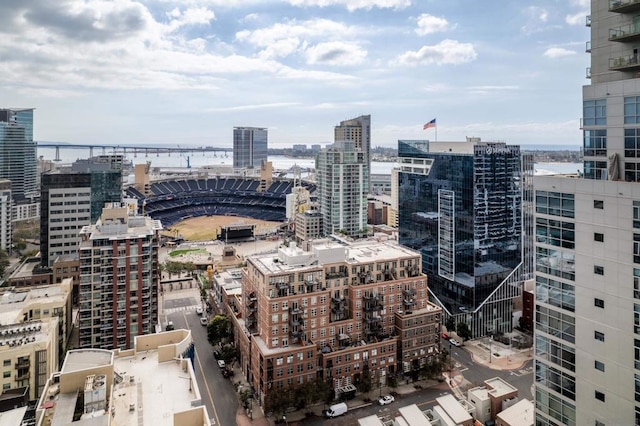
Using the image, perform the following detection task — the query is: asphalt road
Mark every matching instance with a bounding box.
[168,304,239,426]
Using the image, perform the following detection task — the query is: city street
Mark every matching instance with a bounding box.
[165,292,239,426]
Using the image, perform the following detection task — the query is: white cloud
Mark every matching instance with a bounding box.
[521,6,550,35]
[565,11,588,26]
[286,0,410,12]
[305,41,367,65]
[415,13,450,35]
[396,39,477,66]
[236,18,357,47]
[258,37,301,59]
[543,47,576,58]
[205,102,302,112]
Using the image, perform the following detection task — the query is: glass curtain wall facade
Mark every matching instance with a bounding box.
[233,127,268,169]
[0,109,37,201]
[398,140,525,338]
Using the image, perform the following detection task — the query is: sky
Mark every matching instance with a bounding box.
[1,0,591,149]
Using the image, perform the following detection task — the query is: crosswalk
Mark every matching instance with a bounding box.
[163,305,199,315]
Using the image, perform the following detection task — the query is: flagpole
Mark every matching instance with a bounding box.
[435,118,437,142]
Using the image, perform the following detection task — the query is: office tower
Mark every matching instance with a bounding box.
[335,115,371,188]
[316,140,369,237]
[78,205,161,350]
[0,179,11,251]
[233,127,268,169]
[40,156,123,268]
[0,109,37,202]
[533,4,640,425]
[233,239,441,406]
[397,139,533,338]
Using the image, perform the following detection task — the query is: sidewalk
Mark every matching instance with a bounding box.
[454,334,533,371]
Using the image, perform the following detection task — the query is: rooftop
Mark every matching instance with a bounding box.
[435,394,473,424]
[37,331,209,426]
[0,283,69,326]
[251,239,419,275]
[485,377,518,398]
[496,399,534,426]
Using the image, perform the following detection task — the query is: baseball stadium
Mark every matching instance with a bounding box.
[124,175,315,241]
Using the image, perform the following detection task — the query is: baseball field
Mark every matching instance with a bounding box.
[163,215,282,241]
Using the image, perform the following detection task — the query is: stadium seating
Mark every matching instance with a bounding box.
[124,176,315,227]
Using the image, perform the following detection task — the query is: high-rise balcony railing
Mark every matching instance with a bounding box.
[586,41,591,53]
[586,15,591,27]
[610,23,640,41]
[610,54,640,70]
[610,0,640,14]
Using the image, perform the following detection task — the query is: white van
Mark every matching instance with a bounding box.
[325,402,348,418]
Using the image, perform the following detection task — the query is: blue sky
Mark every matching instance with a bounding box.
[1,0,590,148]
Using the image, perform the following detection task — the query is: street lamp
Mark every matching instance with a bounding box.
[489,336,493,364]
[283,415,288,425]
[448,339,453,385]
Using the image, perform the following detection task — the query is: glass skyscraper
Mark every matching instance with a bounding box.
[0,108,37,201]
[233,127,268,169]
[398,139,532,338]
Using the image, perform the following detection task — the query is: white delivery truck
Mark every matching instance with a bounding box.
[325,402,348,418]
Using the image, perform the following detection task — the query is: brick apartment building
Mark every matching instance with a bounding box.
[227,238,442,405]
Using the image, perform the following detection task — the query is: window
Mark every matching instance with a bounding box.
[595,360,605,372]
[636,374,640,403]
[584,99,606,126]
[536,218,575,249]
[594,233,604,242]
[635,201,640,229]
[594,200,604,209]
[595,331,605,342]
[2,371,8,378]
[626,96,640,124]
[626,161,640,183]
[594,298,605,308]
[595,390,605,402]
[535,191,575,218]
[635,304,640,335]
[584,129,607,156]
[585,161,609,180]
[626,128,640,158]
[2,360,9,367]
[594,265,604,275]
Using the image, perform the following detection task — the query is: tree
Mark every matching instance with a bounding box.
[239,388,252,410]
[445,316,455,332]
[207,315,232,347]
[356,365,373,394]
[0,249,9,277]
[456,322,472,341]
[296,379,331,411]
[219,343,238,364]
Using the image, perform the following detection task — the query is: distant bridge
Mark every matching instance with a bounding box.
[36,142,231,162]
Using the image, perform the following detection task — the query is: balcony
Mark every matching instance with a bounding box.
[586,67,591,79]
[585,41,591,53]
[14,372,30,381]
[610,0,640,13]
[610,54,640,71]
[586,15,591,27]
[610,23,640,42]
[14,360,29,369]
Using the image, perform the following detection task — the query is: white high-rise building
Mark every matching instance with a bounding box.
[533,3,640,425]
[316,140,368,237]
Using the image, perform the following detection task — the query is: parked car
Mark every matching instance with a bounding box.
[200,317,208,326]
[221,368,235,378]
[195,306,203,315]
[441,332,450,340]
[213,350,221,359]
[217,360,226,369]
[449,338,461,347]
[165,321,174,331]
[378,395,395,405]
